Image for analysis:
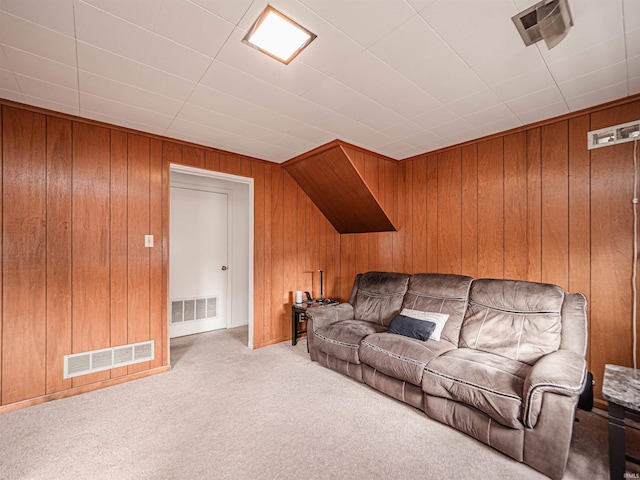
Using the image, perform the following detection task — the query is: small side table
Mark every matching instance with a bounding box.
[603,364,640,480]
[291,303,311,348]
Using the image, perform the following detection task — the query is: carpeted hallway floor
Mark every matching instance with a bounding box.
[0,326,637,479]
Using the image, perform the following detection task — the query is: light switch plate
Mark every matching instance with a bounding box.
[145,235,154,248]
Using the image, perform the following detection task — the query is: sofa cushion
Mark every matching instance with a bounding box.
[422,348,531,428]
[352,272,410,326]
[388,313,436,341]
[360,333,455,386]
[459,279,564,365]
[313,320,386,364]
[401,274,472,346]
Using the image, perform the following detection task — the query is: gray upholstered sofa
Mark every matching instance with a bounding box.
[306,272,588,480]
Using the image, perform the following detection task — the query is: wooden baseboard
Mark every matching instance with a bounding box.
[0,365,171,415]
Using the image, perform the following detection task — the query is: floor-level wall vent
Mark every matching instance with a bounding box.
[171,296,217,324]
[64,341,155,379]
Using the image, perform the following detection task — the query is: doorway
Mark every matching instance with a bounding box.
[170,185,229,338]
[169,164,254,348]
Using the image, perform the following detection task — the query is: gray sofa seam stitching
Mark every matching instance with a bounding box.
[362,340,426,367]
[424,367,522,402]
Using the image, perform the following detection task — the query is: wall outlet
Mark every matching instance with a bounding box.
[145,235,154,248]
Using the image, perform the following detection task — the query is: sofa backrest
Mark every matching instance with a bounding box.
[351,272,410,326]
[401,273,473,345]
[459,279,565,365]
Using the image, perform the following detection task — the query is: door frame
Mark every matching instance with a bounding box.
[169,164,255,349]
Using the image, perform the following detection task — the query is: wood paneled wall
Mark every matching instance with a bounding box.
[0,101,340,410]
[0,106,167,407]
[1,95,639,410]
[339,98,640,404]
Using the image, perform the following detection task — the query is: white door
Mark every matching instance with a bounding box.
[170,186,228,338]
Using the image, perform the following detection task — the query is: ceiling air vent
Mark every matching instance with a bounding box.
[512,0,573,50]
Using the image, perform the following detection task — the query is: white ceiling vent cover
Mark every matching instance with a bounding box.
[512,0,573,49]
[64,341,155,379]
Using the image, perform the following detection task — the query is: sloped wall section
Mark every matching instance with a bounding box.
[283,141,396,234]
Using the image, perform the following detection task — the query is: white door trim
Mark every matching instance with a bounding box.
[169,164,255,349]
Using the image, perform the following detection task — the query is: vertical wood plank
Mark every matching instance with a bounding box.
[437,149,462,274]
[72,122,111,387]
[541,121,569,289]
[461,144,478,278]
[526,128,542,282]
[568,115,591,368]
[270,165,285,340]
[412,158,428,272]
[127,134,151,374]
[2,107,47,403]
[240,156,253,178]
[263,164,274,344]
[283,171,298,309]
[182,145,205,169]
[160,143,171,366]
[220,153,242,176]
[503,132,528,280]
[149,138,164,368]
[205,150,220,171]
[45,116,73,394]
[426,154,439,272]
[393,162,407,273]
[110,130,128,379]
[252,162,266,346]
[477,138,504,278]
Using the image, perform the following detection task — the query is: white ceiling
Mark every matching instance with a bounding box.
[0,0,638,163]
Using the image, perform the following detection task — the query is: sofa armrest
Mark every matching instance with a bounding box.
[305,303,354,330]
[523,350,587,428]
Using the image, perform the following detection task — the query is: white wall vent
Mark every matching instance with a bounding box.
[64,340,155,379]
[171,296,217,324]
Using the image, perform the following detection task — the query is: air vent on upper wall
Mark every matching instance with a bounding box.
[512,0,573,50]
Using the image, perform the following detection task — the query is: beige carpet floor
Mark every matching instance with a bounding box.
[0,326,637,479]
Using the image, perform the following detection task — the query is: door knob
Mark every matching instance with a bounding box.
[221,266,228,271]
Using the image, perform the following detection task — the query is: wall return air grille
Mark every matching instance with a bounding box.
[171,296,217,324]
[64,341,155,379]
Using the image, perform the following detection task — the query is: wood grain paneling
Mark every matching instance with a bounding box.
[437,149,461,274]
[426,155,439,272]
[526,128,542,282]
[589,100,640,399]
[412,159,428,271]
[284,143,395,233]
[72,122,111,388]
[461,144,478,278]
[149,138,164,369]
[541,121,569,288]
[503,132,527,280]
[127,134,151,374]
[110,130,128,379]
[46,116,73,393]
[568,115,591,368]
[477,138,504,278]
[2,107,47,404]
[1,95,639,411]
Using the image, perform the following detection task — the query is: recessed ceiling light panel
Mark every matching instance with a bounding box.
[242,5,316,64]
